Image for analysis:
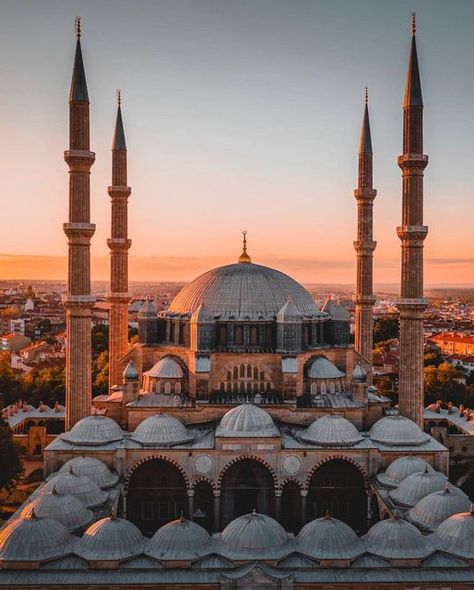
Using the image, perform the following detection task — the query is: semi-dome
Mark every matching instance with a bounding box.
[166,262,321,321]
[131,414,194,446]
[307,357,345,379]
[41,471,107,509]
[21,488,93,532]
[58,457,119,489]
[351,362,367,382]
[216,403,279,438]
[377,456,434,488]
[435,506,474,558]
[297,515,364,559]
[299,414,362,447]
[0,513,73,562]
[221,511,288,552]
[408,485,470,531]
[78,516,144,561]
[369,415,429,446]
[389,467,447,508]
[61,415,123,446]
[363,516,433,559]
[147,517,211,559]
[144,357,184,379]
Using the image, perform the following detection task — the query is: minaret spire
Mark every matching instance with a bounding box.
[397,14,429,427]
[63,18,96,429]
[353,88,376,370]
[107,91,132,390]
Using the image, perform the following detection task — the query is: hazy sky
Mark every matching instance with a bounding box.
[1,0,473,285]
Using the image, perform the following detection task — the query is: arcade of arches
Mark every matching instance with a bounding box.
[126,457,369,536]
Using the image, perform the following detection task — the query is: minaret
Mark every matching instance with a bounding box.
[353,88,377,369]
[63,18,96,430]
[396,13,429,427]
[107,90,132,390]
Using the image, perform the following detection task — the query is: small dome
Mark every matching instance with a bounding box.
[0,513,73,562]
[435,506,474,558]
[377,456,434,488]
[41,471,107,509]
[147,517,211,559]
[21,489,93,532]
[364,516,433,559]
[369,415,429,446]
[123,360,139,381]
[307,357,345,379]
[352,362,367,382]
[299,414,362,447]
[144,357,184,379]
[221,511,288,552]
[78,516,144,561]
[408,484,470,531]
[297,515,364,559]
[216,403,279,438]
[62,415,123,446]
[132,414,194,446]
[389,467,447,508]
[58,457,119,489]
[276,297,302,322]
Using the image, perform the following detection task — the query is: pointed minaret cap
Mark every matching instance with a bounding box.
[69,17,89,103]
[403,12,423,108]
[358,87,373,154]
[112,90,127,150]
[238,230,252,264]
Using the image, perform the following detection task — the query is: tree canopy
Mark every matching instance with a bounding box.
[0,419,23,490]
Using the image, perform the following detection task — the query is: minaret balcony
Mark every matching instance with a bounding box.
[397,153,428,170]
[63,149,96,168]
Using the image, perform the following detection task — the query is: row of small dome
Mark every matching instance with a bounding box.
[61,405,430,447]
[1,508,473,565]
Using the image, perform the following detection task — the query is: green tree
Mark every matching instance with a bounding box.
[373,317,399,343]
[0,418,23,490]
[92,350,109,395]
[91,325,109,356]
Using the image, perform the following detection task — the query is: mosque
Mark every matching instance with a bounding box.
[0,15,473,590]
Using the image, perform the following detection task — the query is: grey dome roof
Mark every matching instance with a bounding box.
[435,507,474,558]
[62,415,123,446]
[299,414,362,447]
[0,513,73,562]
[276,297,303,322]
[78,516,144,561]
[132,414,194,446]
[221,511,288,552]
[364,517,433,559]
[307,357,345,379]
[123,360,139,380]
[352,362,367,382]
[369,415,429,446]
[144,356,184,379]
[167,262,320,321]
[58,457,119,489]
[216,403,279,438]
[21,488,93,532]
[147,517,211,559]
[377,456,434,488]
[408,485,470,531]
[389,468,447,508]
[297,515,364,559]
[42,471,107,509]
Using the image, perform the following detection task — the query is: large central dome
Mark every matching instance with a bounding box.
[167,261,321,321]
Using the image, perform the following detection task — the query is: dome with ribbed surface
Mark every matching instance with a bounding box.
[435,507,474,558]
[21,489,93,532]
[307,357,345,379]
[144,357,184,379]
[62,415,123,446]
[166,262,320,321]
[221,511,288,552]
[363,517,433,559]
[58,457,119,489]
[297,515,364,559]
[147,517,211,559]
[78,516,144,561]
[41,472,107,509]
[369,415,429,446]
[408,485,470,531]
[377,456,434,488]
[216,403,279,438]
[132,414,194,446]
[389,468,447,508]
[300,414,362,447]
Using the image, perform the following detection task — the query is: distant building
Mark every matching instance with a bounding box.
[0,333,31,353]
[429,332,474,356]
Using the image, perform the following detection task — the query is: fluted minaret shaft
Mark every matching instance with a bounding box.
[107,94,131,389]
[397,17,428,428]
[63,21,96,430]
[354,94,376,369]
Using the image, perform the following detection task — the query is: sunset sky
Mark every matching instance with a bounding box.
[1,0,474,285]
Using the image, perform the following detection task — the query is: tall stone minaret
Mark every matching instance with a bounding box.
[63,18,96,430]
[397,13,428,427]
[107,91,131,390]
[353,88,376,369]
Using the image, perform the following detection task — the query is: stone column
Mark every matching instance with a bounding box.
[213,490,221,532]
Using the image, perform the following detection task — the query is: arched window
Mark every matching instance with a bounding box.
[164,382,171,394]
[233,366,238,380]
[235,326,243,345]
[253,367,258,380]
[240,364,245,378]
[219,325,226,345]
[310,382,317,395]
[250,326,258,346]
[246,364,252,378]
[329,382,335,394]
[174,382,181,394]
[320,383,327,394]
[227,370,232,381]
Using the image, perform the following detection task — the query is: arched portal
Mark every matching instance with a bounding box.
[193,481,214,533]
[307,459,368,534]
[127,459,187,536]
[280,481,302,533]
[220,459,275,527]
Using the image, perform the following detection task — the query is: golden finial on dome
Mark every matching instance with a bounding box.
[238,230,252,264]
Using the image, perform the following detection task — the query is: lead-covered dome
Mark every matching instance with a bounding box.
[297,515,364,559]
[408,485,470,531]
[300,414,362,447]
[77,516,144,561]
[61,415,123,446]
[363,516,433,559]
[147,517,211,559]
[377,456,434,488]
[58,457,119,489]
[21,488,93,532]
[389,467,447,508]
[221,511,288,552]
[166,262,320,321]
[131,414,194,446]
[307,357,345,379]
[144,357,184,379]
[41,471,107,509]
[435,506,474,558]
[216,403,279,437]
[369,415,429,446]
